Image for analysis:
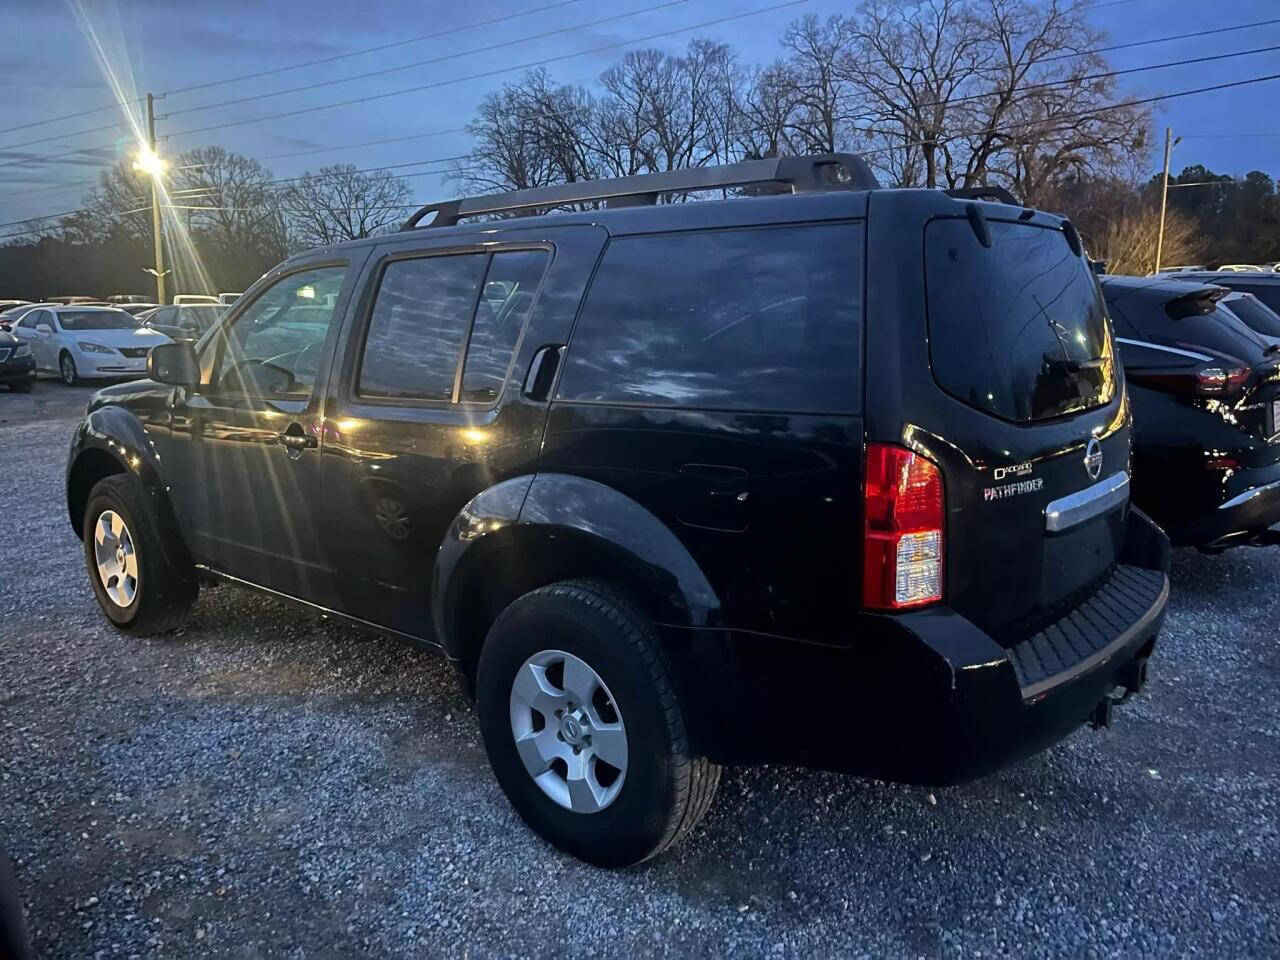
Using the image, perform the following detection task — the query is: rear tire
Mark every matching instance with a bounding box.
[59,352,79,386]
[82,474,196,635]
[476,579,720,867]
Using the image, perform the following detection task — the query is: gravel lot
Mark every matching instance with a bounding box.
[1,377,1278,959]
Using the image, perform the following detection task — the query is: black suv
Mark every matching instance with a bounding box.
[66,156,1169,866]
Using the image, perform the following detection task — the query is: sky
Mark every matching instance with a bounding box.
[0,0,1277,234]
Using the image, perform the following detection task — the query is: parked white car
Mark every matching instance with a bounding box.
[173,294,220,305]
[8,305,171,385]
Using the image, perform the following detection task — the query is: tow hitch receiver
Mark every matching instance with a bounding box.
[1089,693,1118,730]
[1089,656,1150,730]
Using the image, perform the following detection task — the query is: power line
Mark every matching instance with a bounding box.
[164,0,811,140]
[162,0,582,97]
[0,96,146,138]
[256,127,466,162]
[163,0,689,120]
[1042,16,1280,64]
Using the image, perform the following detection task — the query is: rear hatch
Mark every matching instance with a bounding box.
[865,193,1130,642]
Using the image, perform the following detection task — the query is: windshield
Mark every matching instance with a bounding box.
[1223,295,1280,339]
[56,310,140,330]
[188,305,228,323]
[925,218,1115,422]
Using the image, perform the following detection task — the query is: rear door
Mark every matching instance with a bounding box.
[867,194,1128,641]
[317,224,606,639]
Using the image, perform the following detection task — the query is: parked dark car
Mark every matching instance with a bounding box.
[0,327,34,392]
[1168,271,1280,314]
[1219,289,1280,343]
[1101,275,1280,549]
[65,155,1169,866]
[142,304,226,343]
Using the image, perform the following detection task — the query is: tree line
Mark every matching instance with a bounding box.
[2,0,1277,299]
[0,151,412,300]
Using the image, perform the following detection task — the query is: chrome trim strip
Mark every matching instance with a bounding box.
[1219,478,1280,510]
[1115,337,1213,362]
[1044,472,1130,533]
[1020,573,1168,701]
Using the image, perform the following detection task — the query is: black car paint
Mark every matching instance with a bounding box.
[66,189,1168,785]
[1101,274,1280,547]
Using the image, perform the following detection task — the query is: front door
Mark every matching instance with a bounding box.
[164,257,364,601]
[318,225,606,638]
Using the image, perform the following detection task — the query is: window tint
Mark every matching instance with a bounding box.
[215,265,348,397]
[1229,281,1280,314]
[460,250,549,403]
[358,254,487,401]
[1223,294,1280,339]
[925,219,1115,423]
[559,224,863,412]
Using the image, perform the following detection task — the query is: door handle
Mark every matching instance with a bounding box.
[523,344,563,401]
[276,425,317,452]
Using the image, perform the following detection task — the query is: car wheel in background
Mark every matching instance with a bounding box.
[59,352,79,386]
[82,474,197,635]
[476,579,721,867]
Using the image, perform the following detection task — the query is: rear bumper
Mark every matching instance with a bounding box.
[667,509,1170,786]
[1168,461,1280,547]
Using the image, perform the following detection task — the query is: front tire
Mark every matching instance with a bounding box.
[59,352,79,386]
[476,579,721,867]
[82,474,197,635]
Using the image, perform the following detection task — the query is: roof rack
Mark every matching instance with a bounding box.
[400,153,881,230]
[945,186,1021,206]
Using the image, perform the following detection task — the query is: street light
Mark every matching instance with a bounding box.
[131,149,166,178]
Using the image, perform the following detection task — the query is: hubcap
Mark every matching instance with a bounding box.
[61,356,74,383]
[509,649,627,814]
[93,510,138,607]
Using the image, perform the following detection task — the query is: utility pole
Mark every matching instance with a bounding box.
[1154,126,1173,275]
[146,93,166,305]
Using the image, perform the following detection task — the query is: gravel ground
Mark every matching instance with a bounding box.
[1,378,1278,959]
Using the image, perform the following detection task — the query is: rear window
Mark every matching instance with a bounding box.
[1227,282,1280,314]
[1106,291,1269,361]
[925,218,1114,423]
[1223,295,1280,340]
[558,223,863,412]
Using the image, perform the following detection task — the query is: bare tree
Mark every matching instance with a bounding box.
[70,160,154,243]
[173,146,287,259]
[1091,204,1203,276]
[281,164,412,248]
[836,0,1149,197]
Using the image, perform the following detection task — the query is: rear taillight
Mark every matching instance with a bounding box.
[862,443,945,610]
[1128,364,1250,396]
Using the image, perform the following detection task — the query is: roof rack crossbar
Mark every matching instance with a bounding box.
[401,153,880,230]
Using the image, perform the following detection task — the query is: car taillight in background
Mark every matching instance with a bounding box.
[862,443,945,610]
[1127,363,1251,397]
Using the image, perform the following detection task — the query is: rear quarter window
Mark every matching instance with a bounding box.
[558,223,863,413]
[1107,288,1268,362]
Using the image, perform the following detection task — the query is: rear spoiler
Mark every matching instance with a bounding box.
[945,186,1020,206]
[1166,286,1229,319]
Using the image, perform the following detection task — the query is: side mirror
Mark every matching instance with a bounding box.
[35,323,53,334]
[147,341,200,386]
[0,321,10,332]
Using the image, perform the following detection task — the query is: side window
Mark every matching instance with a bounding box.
[558,224,864,412]
[214,265,348,397]
[150,307,175,327]
[358,254,488,402]
[18,311,40,329]
[460,250,549,403]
